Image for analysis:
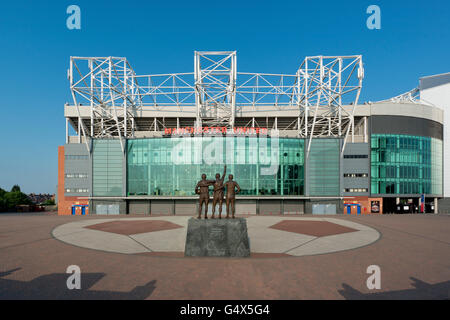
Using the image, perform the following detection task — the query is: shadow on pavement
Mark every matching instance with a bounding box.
[0,268,157,300]
[338,277,450,300]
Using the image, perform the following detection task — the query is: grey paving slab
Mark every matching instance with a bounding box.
[52,218,118,237]
[286,229,380,256]
[325,218,376,231]
[55,229,151,254]
[248,227,316,253]
[131,228,188,252]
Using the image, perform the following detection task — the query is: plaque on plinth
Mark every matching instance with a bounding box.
[184,217,250,257]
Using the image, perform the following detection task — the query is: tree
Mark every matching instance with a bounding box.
[0,188,6,212]
[10,185,21,193]
[0,185,38,212]
[43,199,55,205]
[4,191,32,209]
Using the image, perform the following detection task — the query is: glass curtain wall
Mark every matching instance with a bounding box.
[127,137,305,196]
[371,134,443,195]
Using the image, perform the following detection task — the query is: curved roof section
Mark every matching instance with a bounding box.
[352,102,443,124]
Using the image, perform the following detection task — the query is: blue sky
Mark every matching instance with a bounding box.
[0,0,449,194]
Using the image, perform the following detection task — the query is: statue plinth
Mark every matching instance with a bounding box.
[184,217,250,257]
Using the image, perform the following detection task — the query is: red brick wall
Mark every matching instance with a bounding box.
[57,146,89,215]
[343,196,383,214]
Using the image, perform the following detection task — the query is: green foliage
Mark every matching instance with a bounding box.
[10,185,21,193]
[0,197,6,212]
[42,199,55,205]
[4,192,32,208]
[0,186,32,212]
[0,188,6,212]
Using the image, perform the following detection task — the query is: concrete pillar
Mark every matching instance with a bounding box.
[66,118,69,144]
[364,116,368,143]
[434,198,438,214]
[78,118,81,143]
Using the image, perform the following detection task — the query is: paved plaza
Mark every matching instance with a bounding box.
[52,216,380,257]
[0,213,449,299]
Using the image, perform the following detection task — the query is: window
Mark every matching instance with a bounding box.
[371,134,442,195]
[65,173,88,178]
[65,188,89,193]
[65,155,89,160]
[343,173,368,178]
[343,154,368,159]
[126,137,306,196]
[344,188,368,193]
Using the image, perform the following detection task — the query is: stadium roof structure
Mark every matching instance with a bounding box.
[67,51,365,151]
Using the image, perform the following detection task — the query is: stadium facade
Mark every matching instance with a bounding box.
[57,52,450,215]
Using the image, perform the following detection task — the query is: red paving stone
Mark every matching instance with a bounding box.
[139,252,185,258]
[0,213,449,299]
[269,220,358,237]
[249,252,292,258]
[138,252,292,258]
[138,251,293,259]
[85,220,183,235]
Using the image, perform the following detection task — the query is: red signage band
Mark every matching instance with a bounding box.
[165,127,268,135]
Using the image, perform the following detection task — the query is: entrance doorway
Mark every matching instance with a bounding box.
[71,205,88,215]
[345,204,361,215]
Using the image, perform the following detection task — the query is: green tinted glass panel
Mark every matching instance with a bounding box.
[308,139,340,196]
[370,134,442,195]
[127,137,305,196]
[92,139,123,196]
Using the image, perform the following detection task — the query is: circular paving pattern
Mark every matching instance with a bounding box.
[52,216,380,258]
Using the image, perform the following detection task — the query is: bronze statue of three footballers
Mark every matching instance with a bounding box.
[194,165,241,219]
